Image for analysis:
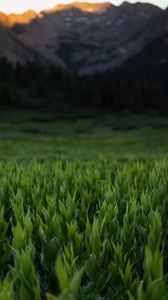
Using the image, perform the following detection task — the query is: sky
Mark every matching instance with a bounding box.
[0,0,167,14]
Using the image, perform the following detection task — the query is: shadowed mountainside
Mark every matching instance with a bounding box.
[0,1,165,73]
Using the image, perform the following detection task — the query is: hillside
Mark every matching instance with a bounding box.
[116,32,168,86]
[0,25,39,63]
[113,7,168,85]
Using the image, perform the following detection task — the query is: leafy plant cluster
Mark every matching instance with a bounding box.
[0,159,168,299]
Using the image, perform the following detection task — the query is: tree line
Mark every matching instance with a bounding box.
[0,57,167,113]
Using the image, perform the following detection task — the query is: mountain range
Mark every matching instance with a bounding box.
[0,1,167,76]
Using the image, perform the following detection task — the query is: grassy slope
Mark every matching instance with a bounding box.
[0,109,168,161]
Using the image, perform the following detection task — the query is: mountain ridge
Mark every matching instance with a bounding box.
[0,1,162,26]
[0,1,166,75]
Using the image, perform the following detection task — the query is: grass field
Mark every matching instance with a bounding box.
[0,110,168,299]
[0,159,168,300]
[0,110,168,160]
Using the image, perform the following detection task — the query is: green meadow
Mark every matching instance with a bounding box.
[0,110,168,300]
[0,110,168,160]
